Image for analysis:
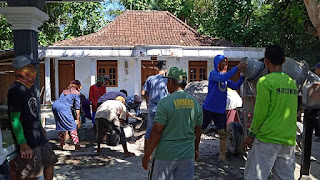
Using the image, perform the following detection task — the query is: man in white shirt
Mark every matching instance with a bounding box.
[95,96,135,158]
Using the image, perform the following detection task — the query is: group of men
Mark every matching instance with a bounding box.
[140,45,301,180]
[0,44,315,179]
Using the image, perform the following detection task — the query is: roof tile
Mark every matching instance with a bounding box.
[53,10,241,47]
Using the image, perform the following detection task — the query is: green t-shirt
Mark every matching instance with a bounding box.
[249,72,298,146]
[154,90,203,161]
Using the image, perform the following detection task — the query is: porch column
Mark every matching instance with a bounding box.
[90,58,96,85]
[0,6,49,121]
[44,57,51,104]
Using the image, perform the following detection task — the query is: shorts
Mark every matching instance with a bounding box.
[244,138,295,180]
[150,158,194,180]
[202,109,226,130]
[16,142,58,179]
[96,118,126,146]
[145,109,156,140]
[0,159,10,180]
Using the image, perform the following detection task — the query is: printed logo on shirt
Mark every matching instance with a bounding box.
[28,97,37,118]
[276,88,298,95]
[174,99,194,109]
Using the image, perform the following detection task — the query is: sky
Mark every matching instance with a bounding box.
[101,0,126,21]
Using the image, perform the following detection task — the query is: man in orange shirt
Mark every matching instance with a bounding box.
[89,75,107,124]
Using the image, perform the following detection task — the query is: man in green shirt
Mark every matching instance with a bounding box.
[243,45,298,179]
[142,67,203,180]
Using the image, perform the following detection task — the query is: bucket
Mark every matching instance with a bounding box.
[123,124,134,138]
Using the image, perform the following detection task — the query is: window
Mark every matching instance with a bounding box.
[97,60,118,87]
[189,61,207,82]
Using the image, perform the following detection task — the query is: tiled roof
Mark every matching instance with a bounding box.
[53,10,241,47]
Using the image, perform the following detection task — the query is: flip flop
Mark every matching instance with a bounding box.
[124,152,135,158]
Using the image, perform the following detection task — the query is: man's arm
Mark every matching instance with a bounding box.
[194,126,201,161]
[142,122,164,170]
[227,75,245,90]
[10,112,33,159]
[141,89,149,102]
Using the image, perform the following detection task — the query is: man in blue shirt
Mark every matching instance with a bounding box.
[202,55,246,162]
[142,61,168,148]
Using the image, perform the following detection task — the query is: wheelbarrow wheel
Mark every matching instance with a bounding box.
[227,122,244,155]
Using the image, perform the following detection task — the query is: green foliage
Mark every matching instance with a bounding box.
[39,2,107,46]
[0,2,106,49]
[0,3,12,50]
[120,0,320,63]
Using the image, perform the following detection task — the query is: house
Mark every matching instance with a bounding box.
[38,10,264,103]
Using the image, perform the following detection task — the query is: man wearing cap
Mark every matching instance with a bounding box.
[141,61,169,148]
[312,62,320,141]
[8,55,57,179]
[142,67,203,179]
[89,75,107,124]
[202,55,247,163]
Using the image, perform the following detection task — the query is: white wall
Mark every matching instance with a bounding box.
[45,46,265,100]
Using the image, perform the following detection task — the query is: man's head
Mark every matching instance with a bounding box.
[312,62,320,76]
[115,96,126,105]
[163,67,187,93]
[96,75,105,86]
[214,55,228,72]
[264,45,285,66]
[120,89,128,97]
[157,61,167,75]
[70,80,82,90]
[104,75,111,85]
[12,55,38,88]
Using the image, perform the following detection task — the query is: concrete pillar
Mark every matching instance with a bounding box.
[44,57,51,103]
[90,58,96,85]
[0,6,49,121]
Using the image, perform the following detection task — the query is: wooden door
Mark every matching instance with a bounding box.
[141,60,159,87]
[58,60,75,94]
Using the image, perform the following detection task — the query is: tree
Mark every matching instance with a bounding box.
[304,0,320,37]
[0,2,107,49]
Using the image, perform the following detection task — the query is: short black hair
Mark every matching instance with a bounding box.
[120,89,127,96]
[156,61,166,70]
[265,45,285,65]
[169,78,187,89]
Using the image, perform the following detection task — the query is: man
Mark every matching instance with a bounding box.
[95,96,135,158]
[142,67,203,180]
[141,61,169,147]
[120,89,142,116]
[89,75,107,124]
[8,55,57,179]
[202,55,247,162]
[243,45,298,179]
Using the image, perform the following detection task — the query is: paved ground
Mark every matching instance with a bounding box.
[39,101,320,180]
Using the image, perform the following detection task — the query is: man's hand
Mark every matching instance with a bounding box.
[195,150,199,161]
[20,143,33,159]
[237,61,247,71]
[243,136,254,149]
[142,155,151,170]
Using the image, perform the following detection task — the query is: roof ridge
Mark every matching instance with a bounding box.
[165,11,198,34]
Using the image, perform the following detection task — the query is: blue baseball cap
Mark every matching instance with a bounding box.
[312,62,320,69]
[12,55,38,70]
